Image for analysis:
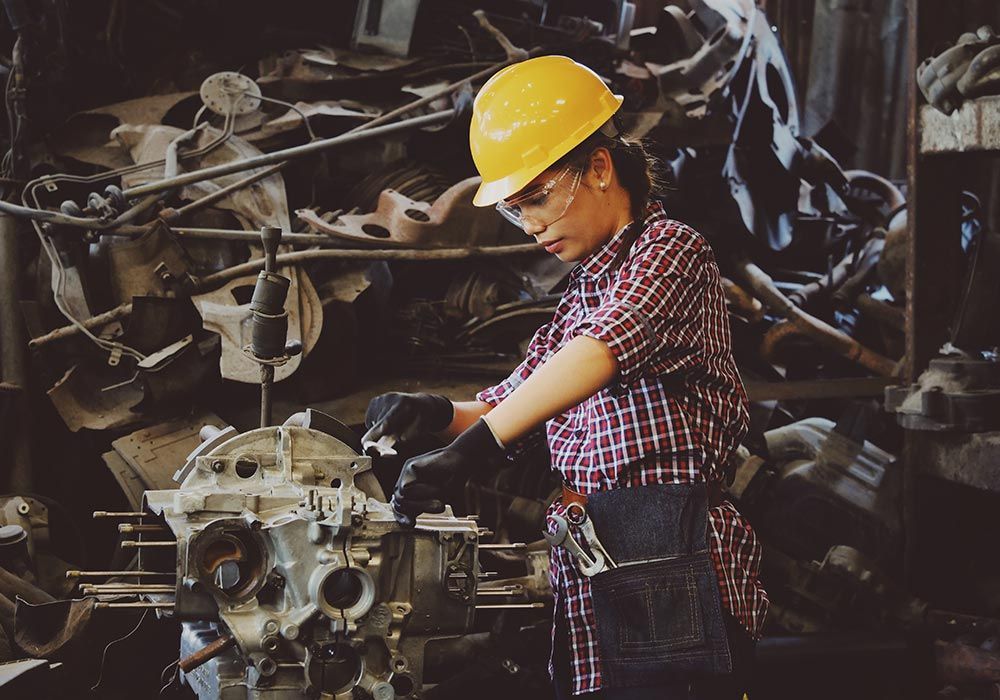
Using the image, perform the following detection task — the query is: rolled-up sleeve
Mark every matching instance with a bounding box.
[572,242,707,386]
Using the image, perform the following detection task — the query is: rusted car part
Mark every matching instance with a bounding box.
[732,416,899,564]
[0,214,26,392]
[649,0,757,124]
[763,545,923,634]
[298,177,510,248]
[8,109,452,234]
[46,334,217,432]
[918,25,1000,114]
[101,412,228,510]
[114,123,293,230]
[736,259,898,376]
[51,92,198,169]
[344,159,451,212]
[885,357,1000,433]
[721,278,765,322]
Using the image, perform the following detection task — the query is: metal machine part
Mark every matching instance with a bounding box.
[885,357,1000,432]
[732,416,900,564]
[139,420,482,699]
[917,25,1000,115]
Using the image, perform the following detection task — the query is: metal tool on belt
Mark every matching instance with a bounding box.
[543,502,617,577]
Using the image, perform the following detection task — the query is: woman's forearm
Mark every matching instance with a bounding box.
[442,400,494,438]
[484,335,618,445]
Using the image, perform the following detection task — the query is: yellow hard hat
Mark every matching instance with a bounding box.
[469,55,624,207]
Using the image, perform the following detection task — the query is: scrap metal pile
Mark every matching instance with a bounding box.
[0,1,993,698]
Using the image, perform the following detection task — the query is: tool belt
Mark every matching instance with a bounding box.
[548,482,733,687]
[560,479,727,509]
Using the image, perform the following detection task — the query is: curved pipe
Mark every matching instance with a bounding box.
[735,259,898,377]
[759,319,801,365]
[844,169,906,220]
[721,277,765,322]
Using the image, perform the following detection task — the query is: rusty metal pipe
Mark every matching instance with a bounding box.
[178,635,236,674]
[163,164,286,220]
[721,277,765,322]
[856,293,906,331]
[736,259,898,376]
[195,243,542,290]
[123,110,454,198]
[0,213,26,389]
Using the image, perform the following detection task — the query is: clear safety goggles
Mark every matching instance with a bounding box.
[496,165,582,230]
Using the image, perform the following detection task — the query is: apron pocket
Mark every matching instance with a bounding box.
[590,551,732,687]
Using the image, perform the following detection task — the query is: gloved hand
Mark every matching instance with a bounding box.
[391,418,505,527]
[361,392,454,455]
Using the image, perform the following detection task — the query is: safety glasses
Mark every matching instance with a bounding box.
[496,165,582,230]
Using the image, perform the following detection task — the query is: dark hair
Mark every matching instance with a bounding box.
[549,121,664,225]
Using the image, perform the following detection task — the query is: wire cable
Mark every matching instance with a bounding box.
[90,609,150,691]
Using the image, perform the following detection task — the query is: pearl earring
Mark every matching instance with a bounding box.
[599,181,607,191]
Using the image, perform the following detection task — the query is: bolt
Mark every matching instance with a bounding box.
[281,623,300,640]
[211,460,225,473]
[371,682,394,700]
[264,620,279,634]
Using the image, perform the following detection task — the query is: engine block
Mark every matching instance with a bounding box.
[142,418,482,699]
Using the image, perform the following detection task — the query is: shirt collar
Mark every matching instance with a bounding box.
[574,201,668,280]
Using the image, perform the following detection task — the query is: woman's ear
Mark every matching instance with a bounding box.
[589,147,613,186]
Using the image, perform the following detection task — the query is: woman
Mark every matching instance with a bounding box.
[363,55,768,699]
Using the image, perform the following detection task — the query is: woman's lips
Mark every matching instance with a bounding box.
[542,239,563,254]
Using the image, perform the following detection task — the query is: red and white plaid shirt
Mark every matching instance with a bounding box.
[476,202,768,695]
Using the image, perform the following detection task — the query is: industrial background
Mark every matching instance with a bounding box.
[0,0,997,698]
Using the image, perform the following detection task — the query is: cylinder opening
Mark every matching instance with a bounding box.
[308,643,363,694]
[322,569,364,609]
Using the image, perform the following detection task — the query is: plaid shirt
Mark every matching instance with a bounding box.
[476,203,768,695]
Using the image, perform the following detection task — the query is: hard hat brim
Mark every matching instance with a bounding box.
[472,94,624,207]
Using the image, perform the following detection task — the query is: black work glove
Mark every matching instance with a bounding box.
[391,418,505,527]
[361,392,454,454]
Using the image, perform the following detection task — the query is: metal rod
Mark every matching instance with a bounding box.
[94,601,175,609]
[67,570,175,578]
[196,243,542,290]
[28,241,542,348]
[82,586,175,594]
[474,603,546,610]
[93,511,149,518]
[178,635,236,674]
[120,541,177,548]
[260,364,273,428]
[478,543,528,550]
[165,163,286,219]
[118,524,167,534]
[123,110,454,198]
[149,226,338,246]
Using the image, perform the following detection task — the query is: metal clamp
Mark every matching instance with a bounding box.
[543,509,615,577]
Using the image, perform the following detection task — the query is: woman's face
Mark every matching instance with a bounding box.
[500,148,632,263]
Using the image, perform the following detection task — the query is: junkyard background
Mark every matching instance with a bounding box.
[1,0,1000,698]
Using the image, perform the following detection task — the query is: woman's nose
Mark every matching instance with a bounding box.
[523,220,546,236]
